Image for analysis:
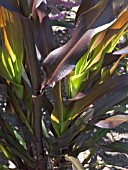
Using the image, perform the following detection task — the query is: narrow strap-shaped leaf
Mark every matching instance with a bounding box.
[0,6,24,99]
[51,81,67,136]
[42,0,128,89]
[75,0,100,22]
[68,74,128,119]
[51,108,94,151]
[32,16,56,61]
[99,141,128,155]
[92,87,128,120]
[65,155,84,170]
[95,115,128,128]
[113,46,128,55]
[0,0,20,12]
[30,0,56,61]
[72,128,109,156]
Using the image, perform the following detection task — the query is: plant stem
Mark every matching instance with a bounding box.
[20,17,41,93]
[18,1,46,168]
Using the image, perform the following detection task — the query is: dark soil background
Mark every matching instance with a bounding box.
[0,1,128,170]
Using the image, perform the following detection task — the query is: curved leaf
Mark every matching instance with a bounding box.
[68,74,128,119]
[32,0,47,22]
[95,115,128,128]
[113,46,128,55]
[65,155,84,170]
[0,6,23,98]
[51,81,67,136]
[32,16,56,61]
[42,0,128,89]
[30,0,56,61]
[75,0,100,22]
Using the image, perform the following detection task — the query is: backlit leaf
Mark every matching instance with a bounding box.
[113,46,128,55]
[75,0,100,22]
[95,115,128,128]
[30,0,56,61]
[0,6,23,98]
[42,0,128,89]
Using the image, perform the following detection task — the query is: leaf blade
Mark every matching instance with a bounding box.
[42,0,128,89]
[95,115,128,128]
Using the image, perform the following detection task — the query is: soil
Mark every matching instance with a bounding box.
[0,1,128,170]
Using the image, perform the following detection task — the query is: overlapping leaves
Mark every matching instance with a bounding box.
[29,0,56,61]
[75,0,100,22]
[0,6,23,98]
[48,0,128,137]
[42,0,128,89]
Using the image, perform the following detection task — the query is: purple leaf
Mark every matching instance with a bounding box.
[95,115,128,128]
[0,0,20,12]
[113,46,128,55]
[42,0,128,89]
[75,0,100,22]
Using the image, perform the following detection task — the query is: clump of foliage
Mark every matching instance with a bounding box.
[0,0,128,169]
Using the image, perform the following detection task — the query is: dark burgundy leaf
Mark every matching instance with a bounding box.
[0,0,20,12]
[68,92,85,101]
[27,0,33,13]
[75,0,100,22]
[29,0,56,61]
[67,74,128,119]
[95,115,128,128]
[42,0,128,89]
[32,16,56,61]
[32,0,47,22]
[102,53,121,67]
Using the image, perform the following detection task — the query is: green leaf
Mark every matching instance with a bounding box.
[100,54,126,81]
[0,6,24,99]
[65,155,84,170]
[8,87,33,134]
[42,0,128,89]
[51,81,67,136]
[0,164,9,169]
[0,145,14,161]
[68,11,128,97]
[0,130,35,167]
[73,128,109,155]
[101,141,128,154]
[68,74,128,119]
[51,108,94,151]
